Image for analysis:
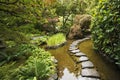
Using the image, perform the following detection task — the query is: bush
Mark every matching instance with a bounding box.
[47,33,66,46]
[0,27,29,44]
[91,0,120,64]
[30,36,48,45]
[19,48,55,80]
[13,24,40,34]
[0,44,56,80]
[0,44,36,64]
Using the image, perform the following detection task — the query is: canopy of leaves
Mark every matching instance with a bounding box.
[91,0,120,64]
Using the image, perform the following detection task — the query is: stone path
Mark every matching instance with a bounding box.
[68,36,101,80]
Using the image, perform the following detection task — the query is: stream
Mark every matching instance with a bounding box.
[47,39,120,80]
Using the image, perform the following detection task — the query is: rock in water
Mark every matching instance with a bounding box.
[74,52,86,57]
[71,49,80,53]
[81,61,94,68]
[81,68,100,78]
[78,56,89,62]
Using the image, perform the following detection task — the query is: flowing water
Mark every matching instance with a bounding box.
[47,39,120,80]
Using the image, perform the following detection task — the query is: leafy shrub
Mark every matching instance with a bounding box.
[0,62,21,80]
[0,27,29,44]
[13,24,40,34]
[30,36,49,45]
[91,0,120,64]
[47,33,66,46]
[0,44,36,64]
[19,48,55,80]
[5,41,16,48]
[0,44,56,80]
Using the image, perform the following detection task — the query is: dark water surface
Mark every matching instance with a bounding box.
[48,39,120,80]
[79,39,120,80]
[48,40,80,80]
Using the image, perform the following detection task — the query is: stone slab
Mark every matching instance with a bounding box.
[79,56,89,62]
[81,61,94,68]
[71,49,80,53]
[69,47,78,51]
[74,52,86,57]
[78,77,100,80]
[81,68,100,78]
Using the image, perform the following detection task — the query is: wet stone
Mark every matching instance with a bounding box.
[81,68,100,78]
[70,45,76,47]
[81,61,94,68]
[78,76,100,80]
[69,47,78,50]
[74,52,86,57]
[71,49,80,53]
[79,56,89,62]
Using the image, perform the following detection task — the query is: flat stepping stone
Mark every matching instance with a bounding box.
[74,52,86,57]
[70,45,76,48]
[69,47,78,51]
[78,77,100,80]
[71,49,80,53]
[81,61,94,68]
[78,56,89,62]
[81,68,100,78]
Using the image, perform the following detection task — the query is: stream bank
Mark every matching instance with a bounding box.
[47,39,120,80]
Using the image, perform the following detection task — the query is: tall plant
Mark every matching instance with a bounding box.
[91,0,120,64]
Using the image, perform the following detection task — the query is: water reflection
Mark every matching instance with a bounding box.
[59,68,78,80]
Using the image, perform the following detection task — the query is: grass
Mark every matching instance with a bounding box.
[47,33,66,46]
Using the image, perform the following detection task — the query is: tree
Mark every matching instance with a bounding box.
[0,0,47,27]
[91,0,120,65]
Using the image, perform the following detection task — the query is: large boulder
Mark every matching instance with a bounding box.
[68,14,91,39]
[68,24,83,39]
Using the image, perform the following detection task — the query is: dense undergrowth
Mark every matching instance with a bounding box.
[0,24,56,80]
[0,44,55,80]
[91,0,120,65]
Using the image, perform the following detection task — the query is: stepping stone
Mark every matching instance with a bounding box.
[78,56,89,62]
[74,52,86,57]
[78,77,100,80]
[81,61,94,68]
[71,49,80,53]
[70,45,76,48]
[69,48,78,51]
[81,68,100,78]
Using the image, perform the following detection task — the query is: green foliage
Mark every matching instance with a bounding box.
[47,33,66,46]
[0,44,56,80]
[0,27,29,44]
[0,44,36,64]
[30,36,48,45]
[0,62,21,80]
[91,0,120,64]
[12,24,40,34]
[19,48,55,80]
[0,0,46,25]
